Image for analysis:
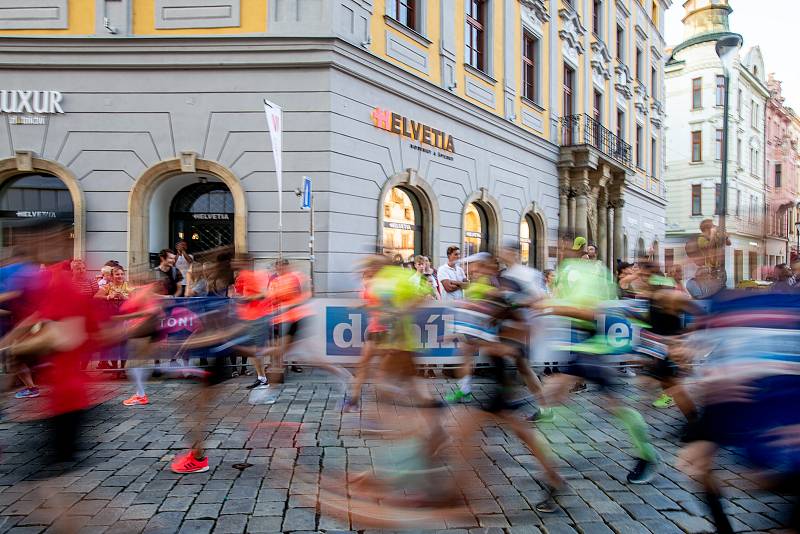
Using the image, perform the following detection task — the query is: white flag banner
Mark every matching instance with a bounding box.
[263,99,283,227]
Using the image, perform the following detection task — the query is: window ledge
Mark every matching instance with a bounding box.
[521,96,545,112]
[464,64,497,85]
[689,161,704,165]
[383,15,432,47]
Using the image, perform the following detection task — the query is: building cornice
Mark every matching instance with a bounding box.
[0,36,561,162]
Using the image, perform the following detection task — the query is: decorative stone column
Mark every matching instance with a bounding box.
[606,202,614,268]
[573,171,590,241]
[598,188,607,263]
[558,170,570,239]
[569,196,576,236]
[612,198,625,264]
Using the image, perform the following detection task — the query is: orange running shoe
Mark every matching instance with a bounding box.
[170,451,209,474]
[122,394,148,406]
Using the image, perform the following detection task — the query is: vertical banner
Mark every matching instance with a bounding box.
[263,99,283,230]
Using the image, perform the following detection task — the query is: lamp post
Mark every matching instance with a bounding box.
[715,34,743,286]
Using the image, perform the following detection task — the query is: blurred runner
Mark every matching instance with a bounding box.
[537,239,661,484]
[231,254,270,389]
[343,254,392,412]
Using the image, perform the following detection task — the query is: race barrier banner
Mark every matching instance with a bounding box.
[93,297,661,365]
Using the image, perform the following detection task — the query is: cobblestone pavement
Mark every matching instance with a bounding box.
[0,372,792,534]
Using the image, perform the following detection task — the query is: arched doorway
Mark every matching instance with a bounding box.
[0,173,75,250]
[382,186,423,264]
[464,202,490,256]
[128,157,247,270]
[169,182,234,257]
[0,157,83,259]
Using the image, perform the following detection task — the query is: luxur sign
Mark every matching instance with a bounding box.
[1,90,65,125]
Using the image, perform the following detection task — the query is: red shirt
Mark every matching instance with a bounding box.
[37,270,98,416]
[234,270,271,320]
[269,271,311,323]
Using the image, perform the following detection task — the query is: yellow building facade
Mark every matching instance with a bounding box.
[0,0,670,277]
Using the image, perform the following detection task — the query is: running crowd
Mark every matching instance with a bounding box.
[1,217,799,533]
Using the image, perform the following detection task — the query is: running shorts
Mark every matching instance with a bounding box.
[280,316,310,340]
[562,353,614,392]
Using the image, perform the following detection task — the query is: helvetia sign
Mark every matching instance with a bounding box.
[371,107,455,153]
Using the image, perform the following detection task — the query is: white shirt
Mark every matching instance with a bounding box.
[437,263,466,301]
[175,254,192,287]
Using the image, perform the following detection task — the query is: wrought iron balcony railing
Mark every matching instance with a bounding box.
[560,114,632,168]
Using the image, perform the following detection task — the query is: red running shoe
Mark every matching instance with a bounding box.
[170,451,209,474]
[122,394,148,406]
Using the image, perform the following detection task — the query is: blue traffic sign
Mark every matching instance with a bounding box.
[301,176,312,210]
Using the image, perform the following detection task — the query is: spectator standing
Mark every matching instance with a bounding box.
[95,266,131,374]
[70,259,98,298]
[185,262,210,297]
[437,246,468,301]
[174,240,193,297]
[155,249,183,297]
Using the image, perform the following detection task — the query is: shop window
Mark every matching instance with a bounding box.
[0,173,74,249]
[520,214,540,268]
[382,186,422,264]
[464,202,490,256]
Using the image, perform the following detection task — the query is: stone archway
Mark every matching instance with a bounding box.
[521,203,548,270]
[0,154,85,259]
[462,188,503,256]
[128,156,247,271]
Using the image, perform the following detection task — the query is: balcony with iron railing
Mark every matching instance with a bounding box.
[560,114,632,168]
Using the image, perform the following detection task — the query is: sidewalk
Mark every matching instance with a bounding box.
[0,372,791,533]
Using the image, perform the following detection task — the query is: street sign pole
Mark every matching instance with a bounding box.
[299,176,315,294]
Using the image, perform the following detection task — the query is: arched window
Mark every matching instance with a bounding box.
[0,173,74,248]
[169,182,234,255]
[464,202,490,256]
[520,214,541,268]
[636,237,647,260]
[382,186,422,263]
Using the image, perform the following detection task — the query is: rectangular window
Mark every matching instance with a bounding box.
[692,77,702,109]
[736,189,741,216]
[692,184,702,216]
[593,90,602,123]
[592,0,602,36]
[465,0,487,72]
[636,125,643,168]
[616,24,625,61]
[563,65,575,144]
[691,130,702,162]
[617,109,624,140]
[749,195,756,222]
[716,75,725,107]
[750,148,755,173]
[715,183,721,215]
[715,129,723,161]
[737,138,742,165]
[737,88,743,116]
[776,163,783,188]
[651,137,657,177]
[522,32,539,102]
[651,67,657,96]
[636,47,643,80]
[389,0,417,30]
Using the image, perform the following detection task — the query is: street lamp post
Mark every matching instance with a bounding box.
[715,34,743,286]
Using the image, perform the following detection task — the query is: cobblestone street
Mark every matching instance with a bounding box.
[0,373,792,534]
